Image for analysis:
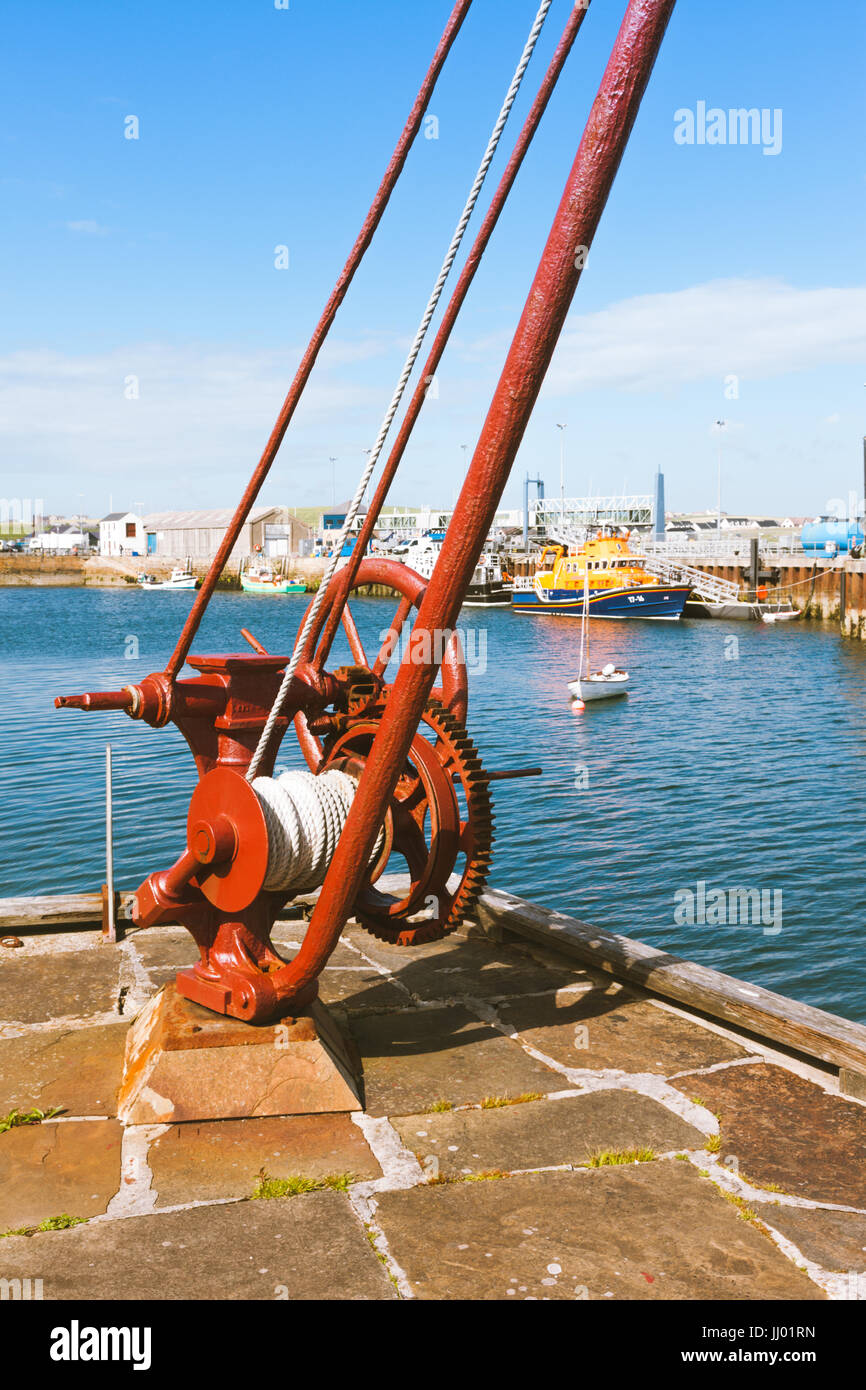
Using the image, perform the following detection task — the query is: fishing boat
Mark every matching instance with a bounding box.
[462,554,511,606]
[137,568,198,591]
[399,533,511,605]
[567,570,630,702]
[240,559,306,595]
[512,528,691,619]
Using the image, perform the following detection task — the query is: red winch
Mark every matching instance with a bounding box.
[57,561,494,1023]
[57,0,676,1026]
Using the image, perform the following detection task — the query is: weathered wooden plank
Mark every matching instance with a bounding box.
[476,887,866,1077]
[0,893,135,930]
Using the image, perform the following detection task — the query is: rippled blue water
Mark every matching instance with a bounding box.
[2,586,865,1022]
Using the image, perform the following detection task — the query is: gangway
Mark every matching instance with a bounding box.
[641,555,740,604]
[547,524,588,548]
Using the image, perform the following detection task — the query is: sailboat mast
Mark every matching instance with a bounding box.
[584,564,591,674]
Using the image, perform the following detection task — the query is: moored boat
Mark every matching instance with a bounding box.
[761,605,800,624]
[568,665,631,701]
[138,568,198,591]
[398,533,511,605]
[568,568,630,705]
[241,559,306,595]
[512,529,691,619]
[462,554,512,606]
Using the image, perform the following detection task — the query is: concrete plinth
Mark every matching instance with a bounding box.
[117,983,362,1125]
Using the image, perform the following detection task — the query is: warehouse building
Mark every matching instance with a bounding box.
[142,507,311,560]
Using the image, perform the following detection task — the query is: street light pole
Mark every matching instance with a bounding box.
[714,420,726,534]
[329,457,337,509]
[557,422,567,523]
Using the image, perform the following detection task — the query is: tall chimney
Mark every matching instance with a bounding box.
[653,469,666,542]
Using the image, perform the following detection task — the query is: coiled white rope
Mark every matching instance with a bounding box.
[252,767,384,894]
[245,0,555,782]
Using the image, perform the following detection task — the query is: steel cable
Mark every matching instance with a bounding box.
[246,0,556,780]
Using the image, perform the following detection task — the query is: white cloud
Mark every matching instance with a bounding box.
[65,219,110,236]
[466,278,866,395]
[0,341,401,507]
[3,277,863,513]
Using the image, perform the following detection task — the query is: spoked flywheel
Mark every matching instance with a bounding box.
[288,557,494,945]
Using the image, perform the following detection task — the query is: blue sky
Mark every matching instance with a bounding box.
[1,0,864,521]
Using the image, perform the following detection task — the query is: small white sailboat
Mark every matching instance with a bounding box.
[567,570,630,703]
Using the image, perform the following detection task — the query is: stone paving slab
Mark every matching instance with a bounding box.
[0,1192,395,1300]
[0,950,121,1024]
[753,1203,866,1274]
[396,1091,706,1179]
[317,968,407,1014]
[671,1064,866,1207]
[349,1005,561,1116]
[342,930,582,1001]
[127,928,197,979]
[0,1021,128,1117]
[375,1160,824,1300]
[0,916,856,1299]
[497,990,749,1075]
[149,1114,381,1207]
[130,924,394,984]
[271,923,362,969]
[0,1119,122,1232]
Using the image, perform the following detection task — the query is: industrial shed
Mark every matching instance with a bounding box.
[142,507,311,561]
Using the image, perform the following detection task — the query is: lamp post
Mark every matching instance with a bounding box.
[329,457,337,509]
[714,420,727,534]
[556,422,567,524]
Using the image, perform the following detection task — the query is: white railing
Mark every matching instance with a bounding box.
[641,556,739,604]
[642,536,807,560]
[547,524,588,548]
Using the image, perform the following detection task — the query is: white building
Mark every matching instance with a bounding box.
[29,525,93,553]
[99,512,147,557]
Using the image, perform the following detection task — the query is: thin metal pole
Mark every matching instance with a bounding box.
[716,419,726,533]
[163,0,473,681]
[558,422,567,521]
[105,744,116,943]
[276,0,679,1007]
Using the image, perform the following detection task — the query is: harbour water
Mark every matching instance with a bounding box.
[3,586,866,1023]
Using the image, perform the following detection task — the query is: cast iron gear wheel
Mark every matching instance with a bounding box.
[363,697,494,946]
[320,696,494,948]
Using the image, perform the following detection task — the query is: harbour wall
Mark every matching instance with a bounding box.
[0,553,405,598]
[0,553,330,591]
[685,557,866,638]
